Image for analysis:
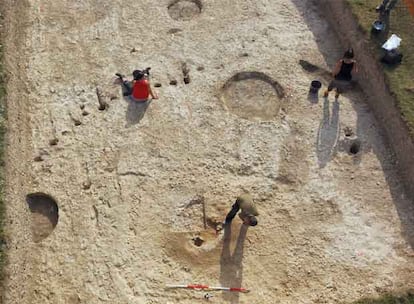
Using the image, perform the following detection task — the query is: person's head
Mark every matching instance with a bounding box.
[343,48,354,59]
[244,215,258,227]
[133,70,145,81]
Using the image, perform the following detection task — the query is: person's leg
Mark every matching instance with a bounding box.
[324,81,335,97]
[225,201,240,224]
[335,89,340,99]
[377,0,389,11]
[385,0,398,11]
[122,81,133,96]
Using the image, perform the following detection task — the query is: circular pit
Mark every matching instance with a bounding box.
[168,0,202,21]
[221,71,285,121]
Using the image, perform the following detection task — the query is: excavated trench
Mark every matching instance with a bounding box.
[317,0,414,198]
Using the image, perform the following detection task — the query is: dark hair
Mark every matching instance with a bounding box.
[344,48,354,59]
[249,216,258,226]
[133,70,145,80]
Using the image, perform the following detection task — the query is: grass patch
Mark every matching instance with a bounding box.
[0,10,6,281]
[352,292,414,304]
[347,0,414,135]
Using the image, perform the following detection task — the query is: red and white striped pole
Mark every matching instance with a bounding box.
[166,284,250,293]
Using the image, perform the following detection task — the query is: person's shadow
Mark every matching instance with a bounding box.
[118,80,152,127]
[219,224,248,304]
[125,99,151,127]
[317,98,340,168]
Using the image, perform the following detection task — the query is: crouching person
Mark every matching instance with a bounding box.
[225,193,258,227]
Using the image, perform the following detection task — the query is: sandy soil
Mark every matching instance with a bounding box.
[2,0,414,303]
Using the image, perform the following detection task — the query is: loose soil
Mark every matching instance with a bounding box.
[1,0,414,303]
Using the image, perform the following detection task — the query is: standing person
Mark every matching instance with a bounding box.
[323,48,358,99]
[225,193,259,226]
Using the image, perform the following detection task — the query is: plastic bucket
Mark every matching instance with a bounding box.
[309,80,322,94]
[372,20,385,33]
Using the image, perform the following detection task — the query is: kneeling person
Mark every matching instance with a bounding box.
[225,193,258,226]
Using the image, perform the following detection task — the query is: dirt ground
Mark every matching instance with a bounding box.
[2,0,414,303]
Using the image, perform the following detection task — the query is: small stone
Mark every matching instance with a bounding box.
[49,138,59,146]
[168,28,182,34]
[169,80,178,86]
[196,66,205,71]
[34,155,43,162]
[49,88,56,94]
[82,180,92,190]
[82,111,89,116]
[154,83,162,88]
[79,104,85,110]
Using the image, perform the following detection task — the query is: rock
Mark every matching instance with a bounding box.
[34,155,43,162]
[49,138,59,146]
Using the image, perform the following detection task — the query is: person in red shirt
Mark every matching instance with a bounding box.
[130,70,158,102]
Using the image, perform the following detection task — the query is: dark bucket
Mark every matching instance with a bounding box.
[309,80,322,94]
[372,20,385,33]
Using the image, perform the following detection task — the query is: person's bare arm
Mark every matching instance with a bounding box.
[332,60,342,76]
[148,83,158,99]
[352,61,358,74]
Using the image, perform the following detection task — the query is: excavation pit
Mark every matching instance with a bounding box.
[26,193,59,242]
[349,140,361,155]
[192,236,204,247]
[168,0,202,21]
[221,71,285,121]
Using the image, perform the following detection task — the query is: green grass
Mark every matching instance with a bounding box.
[352,292,414,304]
[0,11,6,281]
[345,2,413,303]
[347,0,414,135]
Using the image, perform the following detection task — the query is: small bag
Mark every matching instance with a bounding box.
[381,49,403,65]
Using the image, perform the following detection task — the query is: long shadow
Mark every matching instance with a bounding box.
[219,224,248,304]
[291,0,414,249]
[125,99,151,127]
[317,98,340,168]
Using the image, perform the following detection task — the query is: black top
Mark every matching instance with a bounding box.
[335,60,354,81]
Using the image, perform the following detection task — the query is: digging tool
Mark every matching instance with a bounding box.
[166,284,250,293]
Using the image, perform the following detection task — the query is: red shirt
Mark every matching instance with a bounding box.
[132,79,149,100]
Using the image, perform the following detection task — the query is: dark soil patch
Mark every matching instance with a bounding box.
[26,193,59,242]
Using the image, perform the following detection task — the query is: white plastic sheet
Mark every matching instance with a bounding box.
[382,34,402,51]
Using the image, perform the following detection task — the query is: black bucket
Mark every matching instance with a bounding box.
[309,80,322,94]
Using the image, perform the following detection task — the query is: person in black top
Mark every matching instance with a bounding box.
[324,48,358,99]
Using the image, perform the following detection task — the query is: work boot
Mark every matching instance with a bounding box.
[376,4,385,11]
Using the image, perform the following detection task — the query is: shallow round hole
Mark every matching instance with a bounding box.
[168,0,202,21]
[26,192,59,242]
[192,236,204,247]
[349,141,361,155]
[221,71,285,121]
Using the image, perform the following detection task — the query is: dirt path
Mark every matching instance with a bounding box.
[2,0,414,303]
